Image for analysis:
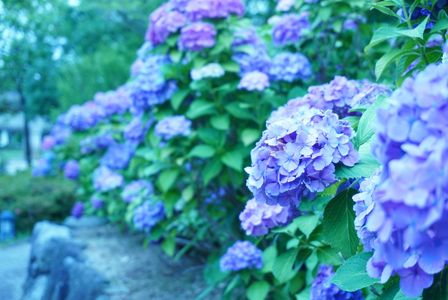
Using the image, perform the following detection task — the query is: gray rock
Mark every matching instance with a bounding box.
[22,221,108,300]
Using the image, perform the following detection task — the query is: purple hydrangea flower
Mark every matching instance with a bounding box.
[130,55,177,113]
[271,13,310,46]
[80,132,116,154]
[343,19,359,31]
[133,201,165,232]
[124,117,151,143]
[49,122,72,146]
[178,22,216,51]
[32,154,54,177]
[219,241,263,272]
[41,135,56,151]
[90,196,104,210]
[94,86,132,116]
[239,199,297,236]
[269,52,312,82]
[131,59,144,77]
[191,63,225,81]
[101,143,135,170]
[155,116,192,141]
[145,3,187,45]
[185,0,244,21]
[93,166,124,192]
[204,187,226,205]
[353,64,448,297]
[232,28,271,75]
[64,160,80,180]
[297,76,391,117]
[122,180,154,203]
[238,71,270,91]
[311,265,364,300]
[246,99,359,206]
[65,102,106,131]
[71,202,84,219]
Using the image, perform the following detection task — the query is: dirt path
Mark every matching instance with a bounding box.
[73,225,218,300]
[0,242,30,300]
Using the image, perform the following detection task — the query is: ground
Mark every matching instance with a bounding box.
[0,242,30,300]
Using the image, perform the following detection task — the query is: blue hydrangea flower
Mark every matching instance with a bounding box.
[276,0,295,12]
[311,265,364,300]
[185,0,244,21]
[32,154,54,177]
[238,71,270,91]
[219,241,263,272]
[246,97,358,206]
[178,22,217,51]
[101,143,135,170]
[133,201,165,233]
[48,121,72,146]
[155,115,192,141]
[269,52,312,82]
[232,28,271,75]
[71,202,84,219]
[145,2,186,46]
[191,63,225,81]
[124,117,151,143]
[239,199,297,236]
[122,180,154,203]
[93,166,124,192]
[94,86,132,116]
[90,196,104,210]
[65,102,106,131]
[130,55,177,113]
[271,13,310,46]
[353,64,448,297]
[64,160,80,180]
[41,135,56,151]
[81,132,116,154]
[204,187,226,205]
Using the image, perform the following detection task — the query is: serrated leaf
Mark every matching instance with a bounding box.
[316,246,343,266]
[293,215,320,238]
[262,245,277,273]
[355,95,387,147]
[273,249,299,283]
[171,89,189,110]
[157,169,179,193]
[375,49,415,80]
[241,128,260,146]
[203,159,223,185]
[186,99,215,119]
[247,281,270,300]
[322,189,359,258]
[189,145,216,158]
[332,252,378,291]
[225,102,254,120]
[210,114,230,130]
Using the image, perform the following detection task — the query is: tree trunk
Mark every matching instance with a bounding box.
[17,86,32,167]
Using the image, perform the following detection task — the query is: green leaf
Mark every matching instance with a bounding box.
[332,252,378,291]
[273,249,299,283]
[375,49,415,80]
[431,18,448,33]
[203,159,223,185]
[422,269,448,300]
[157,169,179,193]
[355,95,387,147]
[241,128,260,146]
[293,215,320,238]
[186,99,216,119]
[322,189,359,258]
[189,145,216,158]
[225,102,254,120]
[221,150,244,171]
[210,114,230,130]
[262,245,277,273]
[222,61,240,73]
[182,185,194,201]
[336,142,380,179]
[247,281,270,300]
[161,234,176,256]
[316,246,343,266]
[398,16,429,39]
[171,89,189,110]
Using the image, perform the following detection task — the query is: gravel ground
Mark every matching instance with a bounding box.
[73,224,218,300]
[0,242,30,300]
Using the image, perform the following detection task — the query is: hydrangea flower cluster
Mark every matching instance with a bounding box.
[219,241,263,272]
[155,116,192,141]
[71,202,84,219]
[238,71,270,91]
[32,153,54,177]
[93,86,132,117]
[204,187,226,205]
[311,265,364,300]
[124,117,151,143]
[191,63,225,81]
[232,28,271,76]
[90,196,104,210]
[122,180,154,203]
[47,119,72,146]
[130,55,177,113]
[269,52,312,82]
[64,160,80,180]
[178,22,216,51]
[80,132,116,154]
[270,13,310,46]
[276,0,295,12]
[246,100,358,206]
[239,199,296,236]
[65,102,106,131]
[145,3,186,45]
[185,0,244,21]
[351,64,448,297]
[133,201,165,233]
[297,76,391,117]
[101,143,135,170]
[93,166,124,192]
[41,135,56,151]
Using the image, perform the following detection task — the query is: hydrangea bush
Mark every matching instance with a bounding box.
[35,0,448,298]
